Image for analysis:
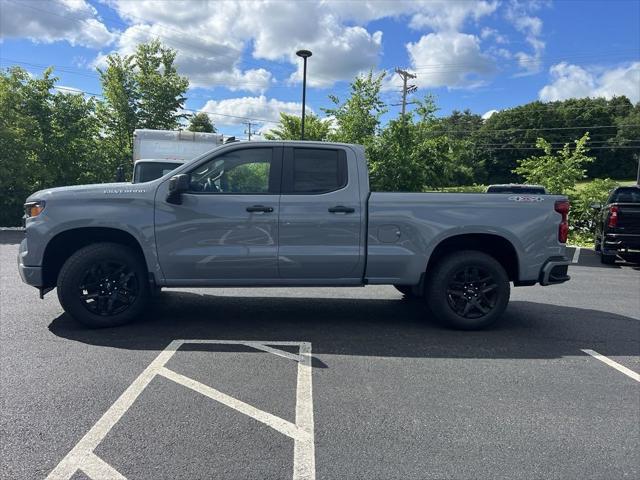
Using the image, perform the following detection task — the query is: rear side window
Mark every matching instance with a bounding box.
[284,148,347,194]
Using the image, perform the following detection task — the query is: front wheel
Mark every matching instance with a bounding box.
[57,243,150,328]
[425,251,510,330]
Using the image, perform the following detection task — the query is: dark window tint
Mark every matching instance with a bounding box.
[292,148,346,193]
[610,187,640,203]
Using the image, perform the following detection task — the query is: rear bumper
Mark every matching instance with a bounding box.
[603,233,640,253]
[539,257,571,286]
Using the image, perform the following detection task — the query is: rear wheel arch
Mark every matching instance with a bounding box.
[42,227,149,288]
[425,233,519,282]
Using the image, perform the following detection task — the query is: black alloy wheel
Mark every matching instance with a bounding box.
[57,243,150,328]
[445,266,498,319]
[78,260,139,316]
[425,250,510,330]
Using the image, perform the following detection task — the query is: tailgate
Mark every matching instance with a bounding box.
[616,203,640,234]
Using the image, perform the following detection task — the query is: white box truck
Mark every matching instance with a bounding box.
[132,129,224,183]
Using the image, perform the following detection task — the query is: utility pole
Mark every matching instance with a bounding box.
[243,121,258,141]
[394,68,417,117]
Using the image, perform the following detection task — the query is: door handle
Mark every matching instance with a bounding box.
[246,205,274,213]
[328,205,355,214]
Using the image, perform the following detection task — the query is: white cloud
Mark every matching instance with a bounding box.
[482,109,499,120]
[539,62,640,103]
[408,1,498,31]
[505,1,547,75]
[199,95,306,127]
[0,0,116,48]
[404,32,495,89]
[480,27,508,44]
[92,22,273,93]
[99,0,505,91]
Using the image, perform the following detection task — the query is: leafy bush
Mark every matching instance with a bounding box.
[568,178,617,240]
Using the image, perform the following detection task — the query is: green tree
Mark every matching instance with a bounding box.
[187,112,216,133]
[513,133,594,194]
[367,96,474,191]
[323,70,386,145]
[97,40,189,174]
[263,112,329,141]
[134,39,189,130]
[97,53,138,161]
[0,67,102,225]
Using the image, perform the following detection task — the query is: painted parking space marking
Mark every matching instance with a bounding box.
[581,349,640,383]
[46,340,315,480]
[572,246,581,264]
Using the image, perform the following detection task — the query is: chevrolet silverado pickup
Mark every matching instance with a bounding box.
[19,141,571,329]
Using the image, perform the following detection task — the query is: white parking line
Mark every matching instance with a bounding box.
[47,339,315,480]
[581,349,640,382]
[572,247,581,264]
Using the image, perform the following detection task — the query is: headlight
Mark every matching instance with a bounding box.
[24,201,46,218]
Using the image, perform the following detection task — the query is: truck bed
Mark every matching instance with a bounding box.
[365,192,566,285]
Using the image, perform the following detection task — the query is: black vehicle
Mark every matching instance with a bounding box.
[486,184,547,194]
[594,185,640,264]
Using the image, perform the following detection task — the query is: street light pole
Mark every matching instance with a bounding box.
[296,49,312,140]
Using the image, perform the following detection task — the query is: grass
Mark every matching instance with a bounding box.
[573,178,637,192]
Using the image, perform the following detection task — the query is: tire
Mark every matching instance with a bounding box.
[600,252,617,265]
[394,285,418,298]
[425,250,510,330]
[57,243,150,328]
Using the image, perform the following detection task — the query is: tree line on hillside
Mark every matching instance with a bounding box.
[1,40,638,227]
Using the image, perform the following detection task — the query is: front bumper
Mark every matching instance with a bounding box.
[17,238,43,287]
[539,256,571,286]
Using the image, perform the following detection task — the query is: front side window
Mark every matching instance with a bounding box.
[289,148,347,193]
[188,148,272,193]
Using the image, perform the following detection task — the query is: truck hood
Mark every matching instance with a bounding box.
[26,182,153,202]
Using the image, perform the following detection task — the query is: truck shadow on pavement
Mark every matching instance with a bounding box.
[48,292,639,361]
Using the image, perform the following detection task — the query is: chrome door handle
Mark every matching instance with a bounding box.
[246,205,274,213]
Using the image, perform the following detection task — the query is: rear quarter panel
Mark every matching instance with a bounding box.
[366,192,566,284]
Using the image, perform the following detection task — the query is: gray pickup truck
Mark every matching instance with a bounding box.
[19,141,571,329]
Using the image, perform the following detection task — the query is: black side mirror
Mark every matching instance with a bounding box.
[167,174,190,204]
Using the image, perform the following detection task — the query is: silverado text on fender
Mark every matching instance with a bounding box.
[18,141,571,329]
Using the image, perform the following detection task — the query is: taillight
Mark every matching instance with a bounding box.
[554,200,569,243]
[607,205,618,228]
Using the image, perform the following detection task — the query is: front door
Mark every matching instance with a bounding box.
[155,145,282,283]
[277,146,364,281]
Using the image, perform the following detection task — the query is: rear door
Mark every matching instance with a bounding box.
[277,146,364,281]
[155,145,282,282]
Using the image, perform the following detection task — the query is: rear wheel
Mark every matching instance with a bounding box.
[425,251,510,330]
[57,243,150,328]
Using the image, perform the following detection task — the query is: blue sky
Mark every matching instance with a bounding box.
[1,0,639,139]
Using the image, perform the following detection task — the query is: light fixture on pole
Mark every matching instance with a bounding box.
[296,49,312,140]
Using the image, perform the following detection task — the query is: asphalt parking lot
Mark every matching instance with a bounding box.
[1,234,639,480]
